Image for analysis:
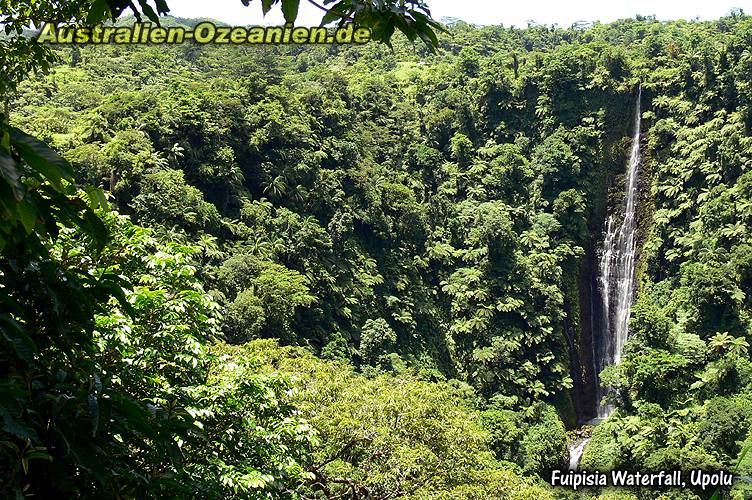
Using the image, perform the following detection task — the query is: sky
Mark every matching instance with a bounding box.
[168,0,751,27]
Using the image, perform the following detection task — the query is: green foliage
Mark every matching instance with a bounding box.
[681,262,744,337]
[580,422,622,471]
[626,297,673,351]
[232,340,552,498]
[14,22,641,410]
[224,289,266,342]
[6,3,752,496]
[181,349,316,498]
[482,408,526,462]
[699,396,752,465]
[215,251,316,343]
[0,110,128,497]
[133,169,222,233]
[2,204,318,497]
[359,317,397,365]
[518,404,568,475]
[482,402,567,476]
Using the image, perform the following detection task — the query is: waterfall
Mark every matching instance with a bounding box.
[594,88,642,419]
[568,438,590,470]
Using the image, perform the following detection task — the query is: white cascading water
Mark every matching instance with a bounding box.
[568,438,590,470]
[568,89,642,470]
[595,87,642,419]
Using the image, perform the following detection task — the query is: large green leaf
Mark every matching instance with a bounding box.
[261,0,275,16]
[9,127,73,191]
[281,0,300,23]
[86,0,111,24]
[15,199,37,233]
[137,0,160,22]
[0,314,36,365]
[0,149,22,201]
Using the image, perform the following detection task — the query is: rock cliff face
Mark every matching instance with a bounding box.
[566,88,647,424]
[593,89,643,418]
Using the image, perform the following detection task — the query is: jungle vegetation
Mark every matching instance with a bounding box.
[2,0,752,498]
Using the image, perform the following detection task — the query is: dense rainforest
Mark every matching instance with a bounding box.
[3,2,752,498]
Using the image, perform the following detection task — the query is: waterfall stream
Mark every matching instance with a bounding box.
[594,88,642,419]
[569,89,643,471]
[568,438,590,470]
